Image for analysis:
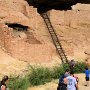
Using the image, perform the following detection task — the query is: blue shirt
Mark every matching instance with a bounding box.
[85,70,90,77]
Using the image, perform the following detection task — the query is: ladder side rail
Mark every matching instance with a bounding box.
[41,13,68,63]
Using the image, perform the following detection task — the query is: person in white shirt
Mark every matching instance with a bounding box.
[66,71,78,90]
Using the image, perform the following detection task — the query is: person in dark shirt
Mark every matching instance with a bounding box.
[57,69,70,90]
[0,75,9,90]
[69,60,76,72]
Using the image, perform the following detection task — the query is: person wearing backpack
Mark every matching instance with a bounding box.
[57,69,70,90]
[0,75,9,90]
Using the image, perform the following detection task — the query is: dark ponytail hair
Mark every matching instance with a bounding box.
[1,75,8,86]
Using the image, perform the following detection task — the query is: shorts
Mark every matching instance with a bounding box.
[85,77,89,81]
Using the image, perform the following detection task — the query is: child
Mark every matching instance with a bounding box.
[84,67,90,86]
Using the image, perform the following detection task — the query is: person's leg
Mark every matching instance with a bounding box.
[57,86,59,90]
[85,77,89,86]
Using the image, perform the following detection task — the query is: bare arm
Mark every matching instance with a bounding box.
[1,85,6,90]
[63,78,68,84]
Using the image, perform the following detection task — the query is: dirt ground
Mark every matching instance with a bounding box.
[28,73,90,90]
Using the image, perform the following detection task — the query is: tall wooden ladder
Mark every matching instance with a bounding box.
[41,12,68,63]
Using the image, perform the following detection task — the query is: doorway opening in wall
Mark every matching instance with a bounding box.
[5,23,28,31]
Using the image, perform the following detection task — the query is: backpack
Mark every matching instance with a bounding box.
[57,85,67,90]
[57,75,67,90]
[59,75,64,83]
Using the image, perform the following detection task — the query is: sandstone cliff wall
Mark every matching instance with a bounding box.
[0,0,90,68]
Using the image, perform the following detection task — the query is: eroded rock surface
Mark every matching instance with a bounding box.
[0,0,90,74]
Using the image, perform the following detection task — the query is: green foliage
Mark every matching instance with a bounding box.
[8,62,86,89]
[73,62,86,73]
[63,63,70,71]
[28,66,52,86]
[8,75,30,90]
[51,65,64,79]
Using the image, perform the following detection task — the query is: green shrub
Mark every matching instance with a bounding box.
[8,75,30,90]
[8,61,86,89]
[73,62,86,73]
[63,63,70,71]
[28,66,52,86]
[51,65,64,79]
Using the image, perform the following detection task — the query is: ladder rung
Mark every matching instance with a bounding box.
[43,17,48,19]
[52,39,59,42]
[50,33,57,35]
[43,14,47,16]
[49,29,54,31]
[45,20,50,22]
[58,51,64,53]
[57,47,63,49]
[56,46,61,48]
[50,32,55,34]
[53,40,59,43]
[57,48,62,50]
[58,51,65,53]
[44,17,48,19]
[59,54,65,56]
[44,17,49,19]
[48,27,53,29]
[58,52,65,54]
[47,26,52,28]
[42,13,46,15]
[52,36,57,38]
[50,32,56,34]
[45,23,51,25]
[57,48,61,49]
[54,40,59,42]
[48,28,54,30]
[49,30,54,32]
[58,49,64,52]
[45,23,50,25]
[56,45,61,47]
[56,42,61,45]
[55,41,60,43]
[51,36,57,38]
[55,43,60,45]
[59,55,66,58]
